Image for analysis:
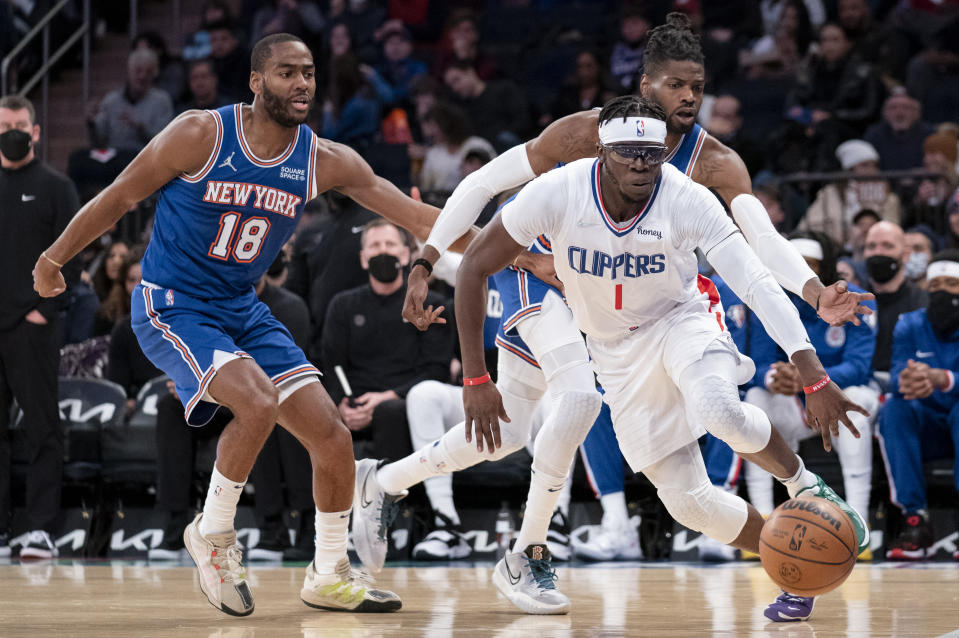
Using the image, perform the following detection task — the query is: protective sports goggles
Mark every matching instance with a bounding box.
[602,144,669,166]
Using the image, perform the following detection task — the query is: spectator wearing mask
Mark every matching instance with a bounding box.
[799,140,901,247]
[88,48,174,152]
[863,221,927,378]
[442,62,528,152]
[864,89,933,173]
[880,250,959,561]
[609,6,650,92]
[417,101,495,195]
[0,96,80,559]
[321,220,453,461]
[176,58,231,114]
[904,225,939,290]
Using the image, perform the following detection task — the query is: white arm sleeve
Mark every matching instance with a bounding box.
[425,144,537,255]
[731,193,817,297]
[707,232,814,358]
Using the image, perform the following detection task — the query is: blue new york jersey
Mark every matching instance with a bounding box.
[141,104,319,298]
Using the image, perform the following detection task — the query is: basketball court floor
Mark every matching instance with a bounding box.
[1,559,957,637]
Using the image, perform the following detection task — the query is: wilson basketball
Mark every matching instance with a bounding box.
[759,496,857,596]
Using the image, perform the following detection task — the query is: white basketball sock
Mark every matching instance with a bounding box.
[513,467,566,551]
[744,460,775,516]
[313,508,350,576]
[199,465,245,536]
[775,456,818,498]
[600,491,629,530]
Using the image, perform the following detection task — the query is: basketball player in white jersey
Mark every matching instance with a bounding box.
[456,98,867,618]
[353,14,870,619]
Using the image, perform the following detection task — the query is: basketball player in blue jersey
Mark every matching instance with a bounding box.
[32,34,449,617]
[385,14,873,621]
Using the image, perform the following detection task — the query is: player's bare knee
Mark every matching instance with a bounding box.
[240,382,279,430]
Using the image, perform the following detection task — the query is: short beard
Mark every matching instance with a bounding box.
[669,112,695,135]
[261,80,309,128]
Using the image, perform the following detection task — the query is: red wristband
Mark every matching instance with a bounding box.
[463,372,491,386]
[803,374,831,395]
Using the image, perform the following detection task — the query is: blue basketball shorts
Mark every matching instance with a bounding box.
[130,283,319,426]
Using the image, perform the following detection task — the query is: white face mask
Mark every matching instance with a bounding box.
[904,251,930,280]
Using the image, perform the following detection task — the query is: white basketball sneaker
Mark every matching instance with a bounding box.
[572,517,643,561]
[492,544,570,615]
[182,514,254,616]
[352,459,406,573]
[698,534,737,562]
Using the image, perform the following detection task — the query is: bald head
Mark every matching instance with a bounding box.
[864,221,906,260]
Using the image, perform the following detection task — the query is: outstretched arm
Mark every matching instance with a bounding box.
[707,232,869,451]
[34,110,218,297]
[704,144,873,326]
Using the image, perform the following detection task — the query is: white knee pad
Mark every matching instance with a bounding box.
[658,481,749,545]
[687,375,770,454]
[532,388,603,477]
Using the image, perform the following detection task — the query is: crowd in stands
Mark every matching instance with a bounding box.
[3,0,959,562]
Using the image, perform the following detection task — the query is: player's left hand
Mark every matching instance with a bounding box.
[803,382,869,452]
[513,251,564,295]
[817,280,874,326]
[33,256,66,298]
[463,382,509,454]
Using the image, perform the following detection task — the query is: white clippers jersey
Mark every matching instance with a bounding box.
[500,158,738,342]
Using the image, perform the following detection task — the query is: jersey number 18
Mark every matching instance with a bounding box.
[208,212,271,263]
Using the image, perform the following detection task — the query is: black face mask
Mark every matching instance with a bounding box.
[928,290,959,341]
[866,255,900,284]
[368,253,401,283]
[0,129,32,162]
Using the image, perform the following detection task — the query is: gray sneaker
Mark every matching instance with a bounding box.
[352,459,406,573]
[182,514,254,616]
[492,544,570,615]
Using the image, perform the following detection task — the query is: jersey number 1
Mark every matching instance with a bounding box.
[209,212,270,263]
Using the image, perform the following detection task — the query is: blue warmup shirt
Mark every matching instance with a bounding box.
[891,308,959,412]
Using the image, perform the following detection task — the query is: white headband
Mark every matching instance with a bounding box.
[927,260,959,281]
[789,238,824,261]
[599,117,667,145]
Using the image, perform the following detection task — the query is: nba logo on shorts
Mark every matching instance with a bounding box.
[165,289,175,306]
[636,120,645,137]
[214,485,222,496]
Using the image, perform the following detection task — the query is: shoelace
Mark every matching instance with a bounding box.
[376,496,401,541]
[525,557,559,591]
[211,543,246,582]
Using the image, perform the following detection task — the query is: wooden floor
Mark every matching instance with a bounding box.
[1,560,957,637]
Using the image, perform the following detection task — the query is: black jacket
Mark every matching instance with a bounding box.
[0,158,80,331]
[321,282,453,404]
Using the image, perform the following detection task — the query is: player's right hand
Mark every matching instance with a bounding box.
[463,382,510,455]
[402,264,445,330]
[803,382,868,452]
[33,256,66,298]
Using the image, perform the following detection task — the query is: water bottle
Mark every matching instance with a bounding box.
[495,501,514,560]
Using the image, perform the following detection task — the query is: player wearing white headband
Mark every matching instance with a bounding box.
[455,96,870,618]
